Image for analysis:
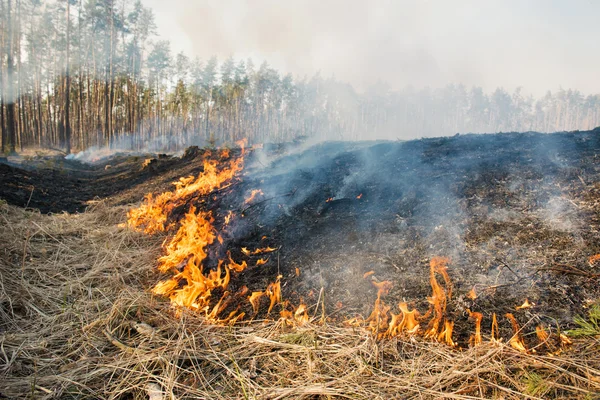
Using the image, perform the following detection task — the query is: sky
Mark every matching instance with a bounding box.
[142,0,600,96]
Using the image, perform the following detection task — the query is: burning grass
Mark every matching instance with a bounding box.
[1,202,600,399]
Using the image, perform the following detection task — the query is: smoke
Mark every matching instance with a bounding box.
[64,132,195,163]
[146,0,600,96]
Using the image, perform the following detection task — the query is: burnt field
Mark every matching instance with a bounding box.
[2,130,600,399]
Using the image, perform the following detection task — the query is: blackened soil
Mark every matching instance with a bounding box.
[202,131,600,343]
[0,149,214,214]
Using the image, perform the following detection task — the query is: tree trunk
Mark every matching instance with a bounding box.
[6,0,17,154]
[64,0,71,153]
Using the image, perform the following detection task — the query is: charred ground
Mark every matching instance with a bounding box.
[2,131,600,347]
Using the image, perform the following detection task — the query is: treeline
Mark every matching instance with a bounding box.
[1,0,599,154]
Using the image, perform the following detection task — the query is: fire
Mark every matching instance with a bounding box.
[385,302,421,337]
[248,291,264,315]
[224,211,234,225]
[280,302,310,326]
[244,189,264,204]
[326,197,334,203]
[516,299,534,310]
[365,280,393,335]
[424,257,452,340]
[256,258,269,266]
[491,313,500,343]
[127,155,244,234]
[227,252,248,273]
[536,325,549,343]
[155,207,213,273]
[126,139,570,349]
[468,310,483,346]
[356,257,454,346]
[438,320,456,347]
[466,286,477,300]
[363,270,375,279]
[241,246,277,256]
[506,313,528,353]
[126,145,256,323]
[589,254,600,265]
[266,276,283,313]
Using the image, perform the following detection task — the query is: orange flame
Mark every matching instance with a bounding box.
[386,302,421,337]
[516,299,533,310]
[227,252,248,273]
[425,257,452,339]
[589,254,600,265]
[506,313,528,353]
[468,310,483,346]
[244,189,264,204]
[365,281,393,335]
[224,211,234,225]
[248,291,264,315]
[536,325,549,343]
[256,258,269,266]
[127,156,243,234]
[491,313,500,343]
[363,270,375,279]
[466,286,477,300]
[438,320,456,347]
[280,302,310,326]
[266,276,283,314]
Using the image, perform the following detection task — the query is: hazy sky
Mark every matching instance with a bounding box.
[142,0,600,96]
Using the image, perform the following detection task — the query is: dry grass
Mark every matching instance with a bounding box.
[1,201,599,399]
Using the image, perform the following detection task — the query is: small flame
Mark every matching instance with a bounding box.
[248,291,264,315]
[227,252,248,273]
[506,313,528,353]
[516,299,534,310]
[266,276,283,314]
[559,333,573,347]
[437,320,456,347]
[224,211,234,225]
[589,254,600,265]
[424,257,452,339]
[363,270,375,279]
[244,189,264,204]
[295,267,300,277]
[536,325,550,343]
[468,310,483,346]
[365,281,393,335]
[242,247,277,256]
[466,286,477,300]
[326,197,334,203]
[256,258,269,266]
[356,193,363,199]
[491,313,500,343]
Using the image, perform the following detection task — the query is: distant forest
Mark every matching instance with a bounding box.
[1,0,600,154]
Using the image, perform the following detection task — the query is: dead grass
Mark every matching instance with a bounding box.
[1,202,599,399]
